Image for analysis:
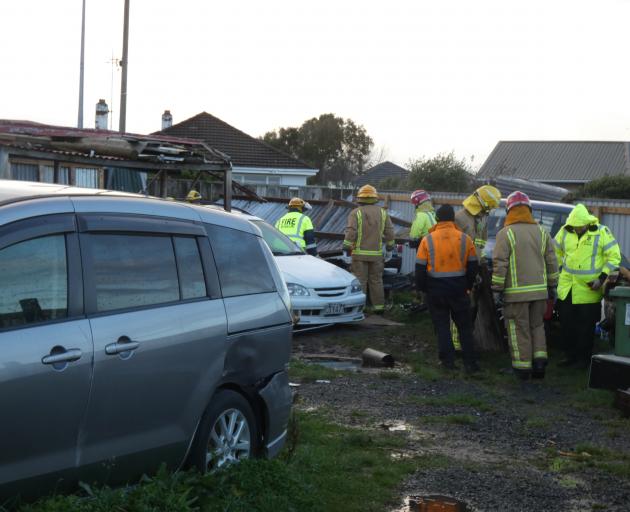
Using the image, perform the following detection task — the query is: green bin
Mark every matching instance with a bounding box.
[611,286,630,357]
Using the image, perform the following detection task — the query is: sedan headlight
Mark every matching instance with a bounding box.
[350,279,362,294]
[286,283,310,296]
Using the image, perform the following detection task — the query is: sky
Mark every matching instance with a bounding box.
[3,0,630,170]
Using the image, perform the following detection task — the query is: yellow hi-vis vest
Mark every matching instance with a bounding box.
[275,211,314,249]
[554,224,621,304]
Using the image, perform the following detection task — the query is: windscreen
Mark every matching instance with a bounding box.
[253,220,304,256]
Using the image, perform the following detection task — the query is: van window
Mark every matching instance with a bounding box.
[174,237,207,300]
[205,225,276,297]
[0,235,67,328]
[87,234,180,312]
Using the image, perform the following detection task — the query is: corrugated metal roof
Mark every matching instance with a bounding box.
[484,176,569,202]
[477,141,630,183]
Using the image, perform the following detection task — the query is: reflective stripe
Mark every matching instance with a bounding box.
[428,270,466,277]
[605,262,617,272]
[373,304,385,311]
[426,233,435,270]
[590,234,600,273]
[507,228,518,287]
[343,240,353,247]
[508,319,520,362]
[474,238,486,247]
[354,249,383,256]
[305,243,317,249]
[540,226,548,285]
[492,275,506,284]
[563,265,602,276]
[416,257,427,265]
[513,360,532,369]
[356,210,363,249]
[603,240,619,251]
[504,284,548,294]
[379,209,387,252]
[548,272,559,279]
[534,351,548,359]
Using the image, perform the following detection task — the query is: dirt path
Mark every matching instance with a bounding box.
[291,321,630,512]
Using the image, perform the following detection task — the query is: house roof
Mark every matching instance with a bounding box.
[354,161,409,187]
[477,141,630,183]
[157,112,316,172]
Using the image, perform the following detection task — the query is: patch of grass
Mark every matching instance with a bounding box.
[421,414,477,426]
[570,389,614,411]
[410,392,494,412]
[544,442,630,480]
[525,416,550,429]
[558,475,580,489]
[288,359,348,382]
[379,370,402,380]
[19,411,423,512]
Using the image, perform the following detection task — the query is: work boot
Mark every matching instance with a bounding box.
[532,358,547,380]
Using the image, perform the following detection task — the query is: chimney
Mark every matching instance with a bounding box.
[95,99,109,130]
[162,110,173,130]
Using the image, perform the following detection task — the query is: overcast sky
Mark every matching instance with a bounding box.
[3,0,630,169]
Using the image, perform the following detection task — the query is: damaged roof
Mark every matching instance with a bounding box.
[0,119,231,169]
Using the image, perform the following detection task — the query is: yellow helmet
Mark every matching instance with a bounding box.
[463,185,501,215]
[186,189,202,202]
[356,184,378,202]
[288,197,305,209]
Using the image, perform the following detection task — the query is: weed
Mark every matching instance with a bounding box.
[288,359,347,382]
[525,416,549,429]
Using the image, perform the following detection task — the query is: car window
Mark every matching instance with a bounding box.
[205,224,276,297]
[173,237,207,300]
[87,234,180,312]
[488,207,569,238]
[0,235,67,328]
[487,209,506,237]
[253,220,303,256]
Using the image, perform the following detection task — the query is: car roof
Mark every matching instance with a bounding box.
[0,180,258,234]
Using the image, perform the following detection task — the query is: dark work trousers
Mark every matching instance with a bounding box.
[557,290,601,365]
[427,294,477,365]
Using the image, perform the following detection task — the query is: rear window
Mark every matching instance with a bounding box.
[205,225,276,297]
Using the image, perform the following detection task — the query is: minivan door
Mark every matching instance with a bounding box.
[75,214,227,484]
[0,216,93,494]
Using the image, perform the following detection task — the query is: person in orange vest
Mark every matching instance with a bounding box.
[416,204,480,372]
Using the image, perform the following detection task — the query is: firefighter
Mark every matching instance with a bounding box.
[275,197,318,256]
[491,191,559,380]
[409,189,436,248]
[416,204,480,372]
[451,184,502,350]
[186,189,202,204]
[554,204,621,368]
[342,184,395,314]
[455,184,502,256]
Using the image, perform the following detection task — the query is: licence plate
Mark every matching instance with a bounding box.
[324,303,345,315]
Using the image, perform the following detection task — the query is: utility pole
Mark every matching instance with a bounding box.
[119,0,130,132]
[77,0,86,128]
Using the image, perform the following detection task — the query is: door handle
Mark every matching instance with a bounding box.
[42,347,82,365]
[105,337,140,356]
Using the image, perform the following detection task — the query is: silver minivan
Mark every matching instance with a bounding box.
[0,181,293,500]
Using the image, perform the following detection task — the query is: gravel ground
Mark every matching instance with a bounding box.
[292,322,630,512]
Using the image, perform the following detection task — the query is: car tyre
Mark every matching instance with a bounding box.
[189,389,259,473]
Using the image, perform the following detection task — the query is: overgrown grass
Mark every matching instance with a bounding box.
[16,411,425,512]
[544,442,630,480]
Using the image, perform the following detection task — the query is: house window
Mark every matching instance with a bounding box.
[9,159,103,187]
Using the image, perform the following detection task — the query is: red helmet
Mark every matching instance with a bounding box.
[506,191,531,211]
[410,189,431,207]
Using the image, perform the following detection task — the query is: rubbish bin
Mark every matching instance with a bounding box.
[610,286,630,357]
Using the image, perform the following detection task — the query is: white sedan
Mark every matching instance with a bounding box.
[249,217,366,326]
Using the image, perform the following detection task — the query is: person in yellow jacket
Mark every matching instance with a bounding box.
[342,184,395,313]
[554,204,621,368]
[275,197,318,256]
[451,185,502,349]
[491,192,559,380]
[409,189,437,248]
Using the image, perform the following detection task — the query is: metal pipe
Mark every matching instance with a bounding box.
[119,0,130,133]
[361,348,394,368]
[77,0,86,128]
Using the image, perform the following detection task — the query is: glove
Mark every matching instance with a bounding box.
[384,250,393,263]
[588,279,603,291]
[340,253,352,265]
[493,291,503,308]
[548,287,557,301]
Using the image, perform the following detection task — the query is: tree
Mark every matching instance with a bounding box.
[407,152,474,192]
[261,114,373,185]
[578,175,630,199]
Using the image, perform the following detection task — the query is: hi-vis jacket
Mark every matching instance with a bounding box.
[343,204,395,261]
[415,221,478,296]
[554,205,620,304]
[275,211,318,255]
[455,208,487,255]
[409,204,437,247]
[491,222,559,303]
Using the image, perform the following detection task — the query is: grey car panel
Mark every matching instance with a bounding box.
[0,319,93,488]
[71,196,200,222]
[78,300,227,483]
[259,370,292,458]
[223,293,291,335]
[0,196,75,226]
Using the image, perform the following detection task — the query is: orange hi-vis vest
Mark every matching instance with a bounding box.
[416,222,477,278]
